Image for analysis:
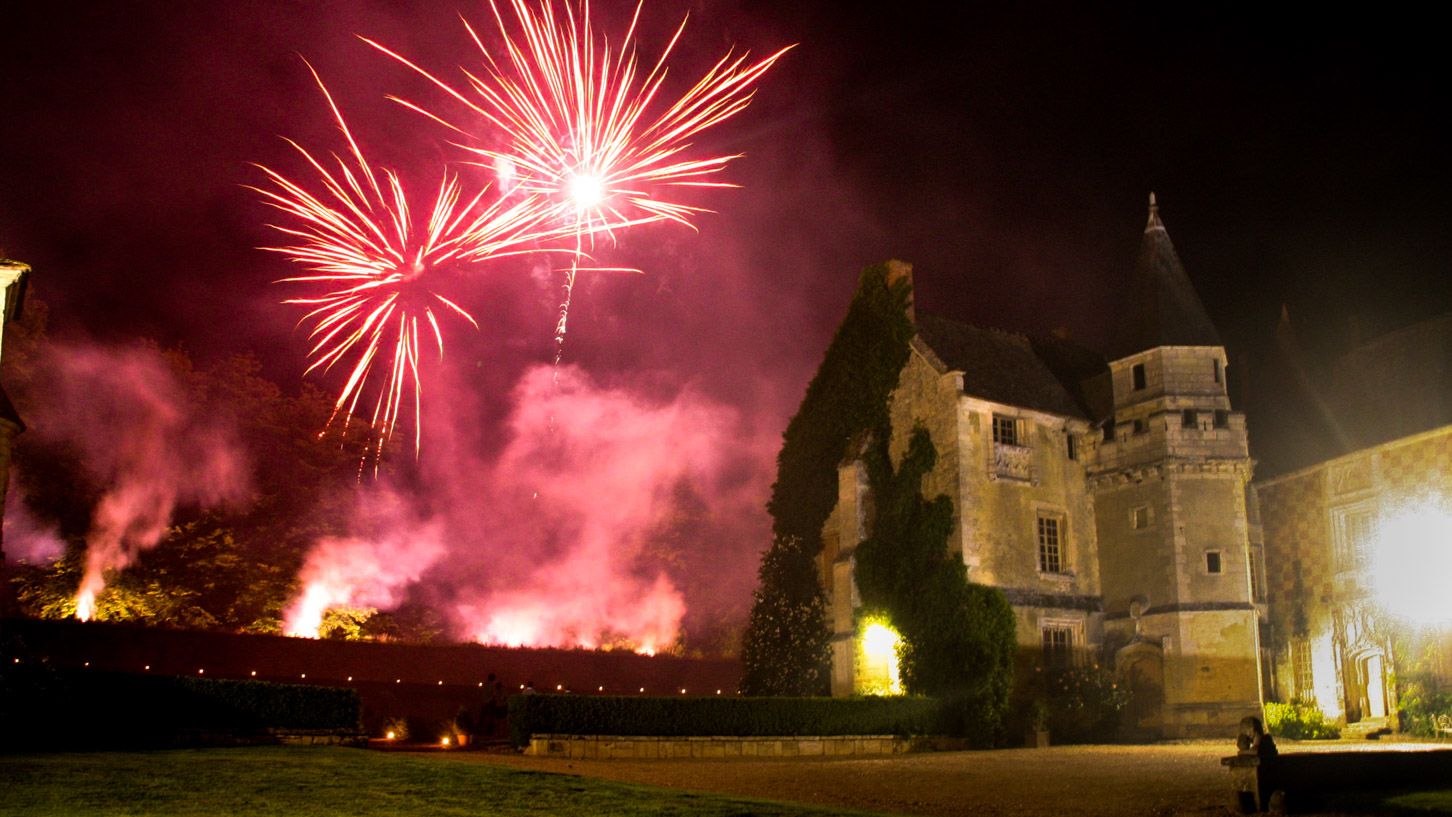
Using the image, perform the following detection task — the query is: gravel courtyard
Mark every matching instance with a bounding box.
[454,742,1242,817]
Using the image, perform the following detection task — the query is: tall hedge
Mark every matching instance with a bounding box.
[508,693,945,747]
[742,264,914,695]
[0,664,360,750]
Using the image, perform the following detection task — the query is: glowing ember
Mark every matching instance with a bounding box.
[253,63,563,460]
[366,0,791,359]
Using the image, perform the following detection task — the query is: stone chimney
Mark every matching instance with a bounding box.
[885,259,914,324]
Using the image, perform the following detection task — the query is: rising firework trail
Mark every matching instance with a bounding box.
[364,0,791,363]
[253,63,564,460]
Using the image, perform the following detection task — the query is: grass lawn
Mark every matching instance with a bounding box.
[0,747,891,817]
[1384,790,1452,814]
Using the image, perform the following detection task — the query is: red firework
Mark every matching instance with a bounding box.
[253,64,563,459]
[364,0,791,356]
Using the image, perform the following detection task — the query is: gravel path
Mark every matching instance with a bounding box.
[441,742,1242,817]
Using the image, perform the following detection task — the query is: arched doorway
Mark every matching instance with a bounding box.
[1359,652,1388,720]
[1117,641,1165,736]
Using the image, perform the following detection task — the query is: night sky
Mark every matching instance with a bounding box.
[3,2,1449,525]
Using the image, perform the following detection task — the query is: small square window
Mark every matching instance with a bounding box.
[1181,409,1197,429]
[1206,551,1223,574]
[1131,505,1152,529]
[1133,418,1148,435]
[1214,410,1230,429]
[1132,363,1146,391]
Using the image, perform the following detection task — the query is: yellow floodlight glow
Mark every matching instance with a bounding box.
[1368,498,1452,627]
[859,619,903,695]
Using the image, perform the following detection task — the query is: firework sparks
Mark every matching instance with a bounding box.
[364,0,791,359]
[253,63,562,458]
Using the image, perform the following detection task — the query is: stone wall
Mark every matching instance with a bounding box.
[526,733,931,759]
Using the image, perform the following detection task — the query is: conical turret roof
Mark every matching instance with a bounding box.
[1108,193,1222,360]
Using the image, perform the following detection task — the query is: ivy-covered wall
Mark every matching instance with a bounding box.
[742,262,1014,725]
[741,264,914,695]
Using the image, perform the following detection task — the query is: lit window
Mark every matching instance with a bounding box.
[1132,363,1146,391]
[992,414,1020,447]
[1042,624,1076,668]
[1205,550,1223,574]
[1292,638,1315,702]
[1037,514,1064,574]
[1131,505,1152,530]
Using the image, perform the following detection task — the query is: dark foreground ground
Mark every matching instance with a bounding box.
[449,739,1452,817]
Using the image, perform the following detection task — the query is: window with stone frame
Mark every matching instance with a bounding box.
[992,414,1022,447]
[1037,513,1065,574]
[1292,638,1315,702]
[1205,550,1223,574]
[1332,505,1377,570]
[1042,622,1077,668]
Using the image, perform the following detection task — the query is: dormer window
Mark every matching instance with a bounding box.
[1132,363,1146,391]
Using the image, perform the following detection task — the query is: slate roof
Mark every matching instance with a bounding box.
[1107,194,1222,359]
[914,312,1110,421]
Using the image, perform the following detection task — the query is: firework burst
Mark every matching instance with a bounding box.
[253,64,563,459]
[364,0,791,359]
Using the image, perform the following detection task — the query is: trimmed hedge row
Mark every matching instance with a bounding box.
[508,694,977,748]
[1,665,360,749]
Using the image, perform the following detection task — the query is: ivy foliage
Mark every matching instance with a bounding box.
[740,534,833,696]
[741,265,914,695]
[855,425,1016,732]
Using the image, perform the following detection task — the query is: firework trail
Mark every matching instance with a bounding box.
[364,0,790,363]
[253,63,564,459]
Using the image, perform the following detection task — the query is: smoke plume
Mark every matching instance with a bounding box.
[283,362,774,653]
[30,344,249,619]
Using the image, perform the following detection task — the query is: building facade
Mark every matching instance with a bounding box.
[1257,418,1452,732]
[822,198,1263,738]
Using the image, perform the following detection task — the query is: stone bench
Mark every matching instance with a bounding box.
[1224,749,1452,813]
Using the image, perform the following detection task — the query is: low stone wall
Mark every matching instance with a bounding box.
[526,734,940,759]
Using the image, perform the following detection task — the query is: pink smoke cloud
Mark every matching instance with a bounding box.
[29,345,249,620]
[283,361,774,653]
[282,490,446,637]
[2,470,65,564]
